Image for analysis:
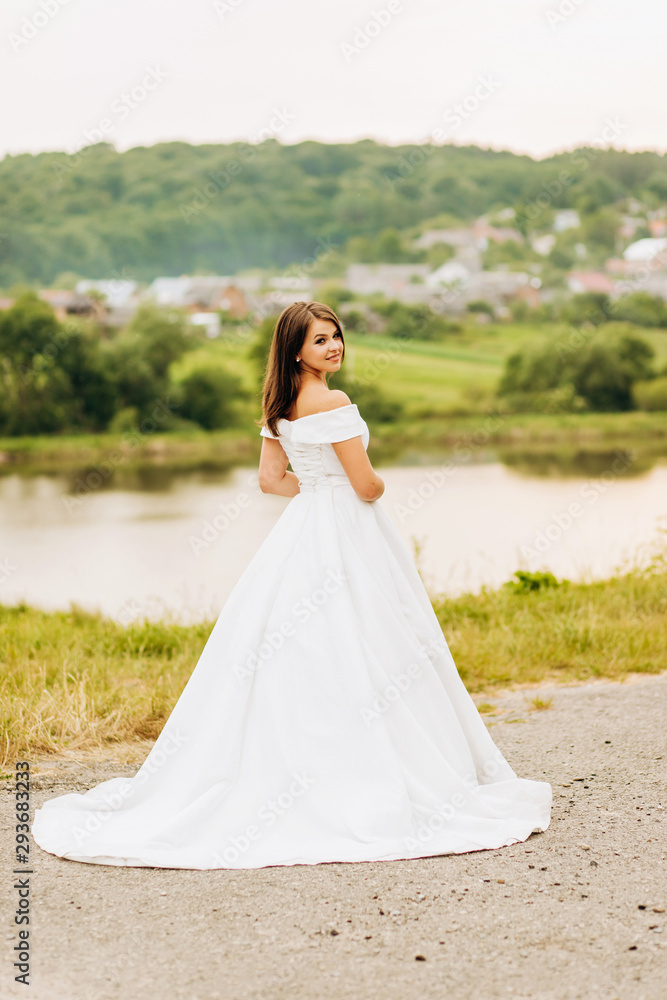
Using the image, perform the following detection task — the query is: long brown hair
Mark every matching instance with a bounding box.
[259,301,345,437]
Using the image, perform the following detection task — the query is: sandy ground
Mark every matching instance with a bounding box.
[2,672,666,1000]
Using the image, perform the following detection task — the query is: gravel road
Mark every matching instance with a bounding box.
[2,672,666,1000]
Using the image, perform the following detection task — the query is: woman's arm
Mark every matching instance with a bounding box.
[331,436,385,502]
[258,438,301,497]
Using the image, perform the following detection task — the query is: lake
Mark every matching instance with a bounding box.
[2,450,666,623]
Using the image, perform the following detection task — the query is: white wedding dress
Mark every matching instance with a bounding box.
[32,403,551,869]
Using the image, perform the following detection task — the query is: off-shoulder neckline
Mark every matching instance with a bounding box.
[279,403,358,425]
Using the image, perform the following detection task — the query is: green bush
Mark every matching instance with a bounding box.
[371,299,462,339]
[572,330,654,411]
[107,407,141,434]
[58,324,118,430]
[0,293,114,435]
[612,292,667,328]
[633,376,667,411]
[505,570,566,594]
[561,292,612,326]
[498,326,655,413]
[0,292,209,435]
[177,367,248,430]
[498,340,564,396]
[466,299,495,316]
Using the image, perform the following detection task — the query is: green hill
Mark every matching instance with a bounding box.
[1,138,666,285]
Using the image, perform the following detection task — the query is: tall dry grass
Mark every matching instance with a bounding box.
[1,560,665,766]
[433,560,667,691]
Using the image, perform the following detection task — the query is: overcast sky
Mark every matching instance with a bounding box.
[2,0,665,161]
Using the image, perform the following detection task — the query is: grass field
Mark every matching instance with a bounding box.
[172,320,667,418]
[171,322,556,418]
[2,557,665,766]
[343,334,503,414]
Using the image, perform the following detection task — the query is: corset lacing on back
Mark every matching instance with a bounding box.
[286,441,352,493]
[259,403,369,493]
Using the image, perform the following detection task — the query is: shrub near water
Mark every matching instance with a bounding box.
[633,375,667,411]
[1,560,666,763]
[433,563,667,691]
[498,324,656,413]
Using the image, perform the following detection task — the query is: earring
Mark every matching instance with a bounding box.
[296,357,300,363]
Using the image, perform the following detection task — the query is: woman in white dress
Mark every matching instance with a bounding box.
[32,301,551,870]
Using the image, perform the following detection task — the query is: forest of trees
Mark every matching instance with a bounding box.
[1,289,663,438]
[1,138,666,285]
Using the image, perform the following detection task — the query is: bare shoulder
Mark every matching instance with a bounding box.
[294,388,353,418]
[320,389,353,412]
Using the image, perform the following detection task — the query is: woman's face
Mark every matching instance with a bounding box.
[298,317,343,375]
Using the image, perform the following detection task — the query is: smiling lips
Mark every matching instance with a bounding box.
[327,355,340,361]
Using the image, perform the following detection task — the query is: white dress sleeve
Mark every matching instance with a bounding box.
[291,404,366,444]
[259,424,278,439]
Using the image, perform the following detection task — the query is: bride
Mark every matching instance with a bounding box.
[32,300,551,869]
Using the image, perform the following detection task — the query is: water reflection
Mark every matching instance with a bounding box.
[496,448,653,478]
[2,450,665,623]
[61,461,243,495]
[3,444,663,493]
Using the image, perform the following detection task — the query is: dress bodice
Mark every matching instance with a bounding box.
[260,403,370,493]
